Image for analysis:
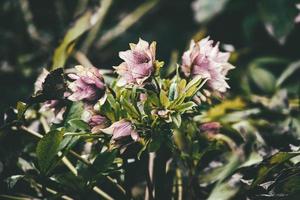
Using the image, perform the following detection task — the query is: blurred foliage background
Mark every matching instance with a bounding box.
[0,0,300,199]
[1,0,299,112]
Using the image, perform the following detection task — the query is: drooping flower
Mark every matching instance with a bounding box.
[88,114,109,133]
[39,100,66,123]
[102,120,139,142]
[67,65,105,102]
[114,38,156,86]
[181,37,235,93]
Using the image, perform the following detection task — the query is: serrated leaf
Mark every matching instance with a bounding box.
[67,119,89,131]
[36,129,64,174]
[64,102,84,124]
[91,150,117,174]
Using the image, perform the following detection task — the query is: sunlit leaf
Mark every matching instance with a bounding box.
[52,8,104,69]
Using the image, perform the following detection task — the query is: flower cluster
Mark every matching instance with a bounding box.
[36,37,234,147]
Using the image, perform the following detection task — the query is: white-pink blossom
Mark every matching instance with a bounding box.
[67,65,105,102]
[181,37,234,93]
[114,38,156,86]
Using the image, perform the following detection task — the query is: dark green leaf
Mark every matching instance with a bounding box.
[36,129,64,174]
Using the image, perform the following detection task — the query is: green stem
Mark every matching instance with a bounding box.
[153,144,170,199]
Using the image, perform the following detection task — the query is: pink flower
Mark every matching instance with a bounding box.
[67,65,105,102]
[39,100,66,124]
[181,37,235,93]
[88,114,109,133]
[139,93,148,102]
[102,120,139,142]
[114,38,156,86]
[200,122,221,134]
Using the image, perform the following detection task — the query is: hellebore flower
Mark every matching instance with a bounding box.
[114,38,156,86]
[88,114,109,133]
[102,120,139,142]
[39,100,66,123]
[181,37,234,93]
[67,65,105,102]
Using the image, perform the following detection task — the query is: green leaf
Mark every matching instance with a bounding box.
[67,119,89,131]
[121,98,140,119]
[251,152,300,187]
[192,0,229,23]
[160,90,170,107]
[16,101,27,120]
[207,182,239,200]
[249,64,276,93]
[52,8,104,69]
[171,113,182,128]
[258,0,298,44]
[64,102,84,124]
[91,150,117,174]
[168,81,177,101]
[174,102,196,112]
[5,175,25,189]
[276,60,300,87]
[36,129,64,174]
[184,75,203,97]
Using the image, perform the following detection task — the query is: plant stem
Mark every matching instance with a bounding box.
[36,183,73,200]
[145,153,154,200]
[176,169,183,200]
[153,144,170,199]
